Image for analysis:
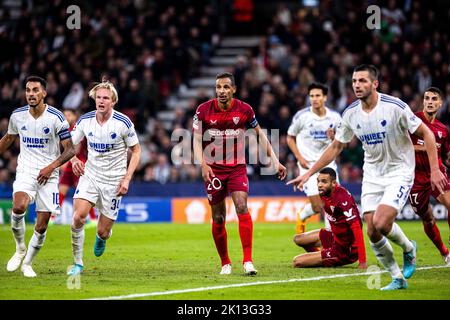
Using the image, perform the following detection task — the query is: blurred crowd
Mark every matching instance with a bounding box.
[0,0,449,186]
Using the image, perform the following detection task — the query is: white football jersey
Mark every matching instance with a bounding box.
[7,105,70,179]
[71,110,139,186]
[336,93,422,181]
[287,106,342,165]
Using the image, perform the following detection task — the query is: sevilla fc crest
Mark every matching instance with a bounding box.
[437,131,442,139]
[233,117,240,124]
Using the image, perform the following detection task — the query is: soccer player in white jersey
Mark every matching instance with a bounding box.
[288,64,447,290]
[67,80,141,276]
[0,76,75,277]
[287,83,342,234]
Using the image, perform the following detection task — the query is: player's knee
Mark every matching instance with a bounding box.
[293,234,304,246]
[311,203,323,214]
[293,256,305,268]
[421,215,435,227]
[12,204,27,215]
[235,203,248,214]
[72,214,86,228]
[373,220,391,236]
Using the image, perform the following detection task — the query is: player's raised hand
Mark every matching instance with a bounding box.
[286,173,310,192]
[276,162,287,180]
[71,157,85,177]
[430,169,447,195]
[201,164,215,183]
[37,164,55,185]
[116,177,130,196]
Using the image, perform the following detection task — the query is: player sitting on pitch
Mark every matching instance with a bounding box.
[293,168,367,268]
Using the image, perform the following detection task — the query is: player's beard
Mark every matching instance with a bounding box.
[27,97,41,107]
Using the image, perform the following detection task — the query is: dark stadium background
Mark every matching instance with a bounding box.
[0,0,449,223]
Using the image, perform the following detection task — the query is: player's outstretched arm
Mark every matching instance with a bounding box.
[414,123,447,194]
[0,134,16,154]
[254,125,287,180]
[117,143,141,196]
[287,139,344,191]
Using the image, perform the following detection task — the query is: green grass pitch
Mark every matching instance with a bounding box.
[0,221,449,300]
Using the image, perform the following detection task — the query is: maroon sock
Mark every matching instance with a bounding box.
[424,222,449,256]
[59,193,65,207]
[238,213,253,263]
[212,221,230,266]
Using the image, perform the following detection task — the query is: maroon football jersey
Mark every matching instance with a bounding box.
[193,98,258,169]
[410,112,449,178]
[321,185,362,248]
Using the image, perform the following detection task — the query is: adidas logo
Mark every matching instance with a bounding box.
[356,124,361,129]
[88,132,94,137]
[21,125,27,131]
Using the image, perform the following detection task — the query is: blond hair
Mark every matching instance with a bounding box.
[88,80,119,103]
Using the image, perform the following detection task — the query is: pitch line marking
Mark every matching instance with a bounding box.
[87,265,449,300]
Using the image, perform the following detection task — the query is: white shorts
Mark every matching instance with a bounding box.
[13,174,61,214]
[300,163,339,197]
[361,175,413,214]
[73,175,122,221]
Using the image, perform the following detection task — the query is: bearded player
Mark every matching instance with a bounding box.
[193,72,287,275]
[293,168,367,268]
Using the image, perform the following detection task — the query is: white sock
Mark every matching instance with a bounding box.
[370,237,403,279]
[300,203,315,220]
[324,215,331,231]
[386,223,414,253]
[71,226,85,266]
[11,212,26,252]
[23,230,46,265]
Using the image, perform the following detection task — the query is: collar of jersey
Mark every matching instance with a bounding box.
[214,98,235,112]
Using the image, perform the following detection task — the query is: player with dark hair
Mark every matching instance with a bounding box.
[193,72,287,275]
[2,75,75,277]
[288,64,447,290]
[287,82,342,234]
[293,168,367,268]
[409,87,450,265]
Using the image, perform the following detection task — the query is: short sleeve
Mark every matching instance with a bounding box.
[246,105,258,128]
[123,124,139,147]
[400,105,422,134]
[192,106,204,134]
[56,118,71,141]
[7,115,18,135]
[335,117,354,144]
[287,114,301,136]
[71,121,85,145]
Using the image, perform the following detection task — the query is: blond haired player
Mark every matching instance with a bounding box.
[67,80,141,276]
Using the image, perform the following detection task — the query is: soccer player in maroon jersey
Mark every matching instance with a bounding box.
[409,87,450,265]
[57,109,97,226]
[293,168,367,268]
[193,72,287,275]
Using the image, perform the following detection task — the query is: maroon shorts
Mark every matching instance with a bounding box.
[60,169,79,187]
[410,172,450,217]
[319,229,358,267]
[204,165,249,205]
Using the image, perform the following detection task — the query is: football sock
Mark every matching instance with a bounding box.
[71,226,85,266]
[299,203,315,221]
[386,222,414,253]
[59,193,65,207]
[238,213,253,263]
[89,208,96,220]
[212,221,230,266]
[11,212,26,252]
[23,230,46,265]
[424,221,449,257]
[370,237,403,279]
